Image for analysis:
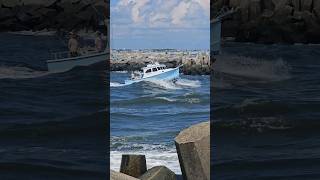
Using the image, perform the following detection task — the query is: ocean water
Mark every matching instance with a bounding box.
[213,42,320,179]
[110,72,210,173]
[0,33,107,179]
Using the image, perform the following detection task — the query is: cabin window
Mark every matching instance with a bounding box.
[152,68,157,71]
[146,69,151,73]
[157,67,161,70]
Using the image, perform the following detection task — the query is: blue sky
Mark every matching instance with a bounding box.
[110,0,210,50]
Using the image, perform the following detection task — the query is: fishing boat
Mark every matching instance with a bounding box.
[125,62,182,84]
[46,49,108,72]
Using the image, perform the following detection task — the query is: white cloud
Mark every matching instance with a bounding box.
[193,0,210,16]
[131,0,150,23]
[112,0,209,28]
[171,1,192,25]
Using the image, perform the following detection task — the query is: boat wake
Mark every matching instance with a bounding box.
[110,82,130,87]
[110,78,201,90]
[0,66,49,79]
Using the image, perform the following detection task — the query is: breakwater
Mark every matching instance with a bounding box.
[111,50,211,75]
[212,0,320,43]
[0,0,108,32]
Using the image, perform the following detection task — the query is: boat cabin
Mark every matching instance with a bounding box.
[142,63,167,74]
[130,62,167,80]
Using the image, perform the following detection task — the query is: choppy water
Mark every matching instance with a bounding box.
[212,42,320,179]
[110,73,210,173]
[0,33,107,179]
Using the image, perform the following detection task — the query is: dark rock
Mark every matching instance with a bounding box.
[249,0,262,19]
[0,0,107,32]
[140,166,176,180]
[262,0,275,10]
[175,121,210,180]
[213,0,320,43]
[261,9,274,18]
[314,0,320,18]
[120,154,147,178]
[301,0,313,11]
[292,0,301,11]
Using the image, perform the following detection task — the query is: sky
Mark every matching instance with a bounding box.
[110,0,210,50]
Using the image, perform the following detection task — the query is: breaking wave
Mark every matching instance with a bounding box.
[214,54,291,82]
[111,78,201,90]
[110,135,182,173]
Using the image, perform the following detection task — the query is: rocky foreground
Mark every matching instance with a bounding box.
[0,0,108,32]
[212,0,320,43]
[110,121,210,180]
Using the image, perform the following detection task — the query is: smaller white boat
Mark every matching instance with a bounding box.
[46,50,108,72]
[125,62,182,84]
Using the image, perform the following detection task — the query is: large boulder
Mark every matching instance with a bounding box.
[291,0,301,11]
[239,0,250,22]
[120,154,147,178]
[175,121,210,180]
[140,166,176,180]
[249,0,262,19]
[262,0,275,10]
[110,170,139,180]
[21,0,57,6]
[1,0,21,7]
[301,0,313,11]
[314,0,320,18]
[273,5,293,23]
[272,0,290,10]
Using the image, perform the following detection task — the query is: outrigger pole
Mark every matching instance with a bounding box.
[211,7,237,55]
[84,0,110,50]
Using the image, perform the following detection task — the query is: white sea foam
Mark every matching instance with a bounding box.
[0,66,49,79]
[111,77,202,90]
[175,78,201,88]
[114,71,128,73]
[146,80,182,90]
[155,97,177,102]
[110,82,129,87]
[214,54,291,81]
[110,149,181,174]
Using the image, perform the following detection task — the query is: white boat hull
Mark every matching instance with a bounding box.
[47,51,108,72]
[125,66,181,84]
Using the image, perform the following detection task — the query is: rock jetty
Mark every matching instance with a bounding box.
[111,50,211,75]
[111,121,210,180]
[212,0,320,43]
[0,0,108,32]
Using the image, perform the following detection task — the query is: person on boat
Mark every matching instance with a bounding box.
[95,31,104,52]
[68,32,79,57]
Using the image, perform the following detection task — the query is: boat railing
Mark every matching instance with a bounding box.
[50,51,70,60]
